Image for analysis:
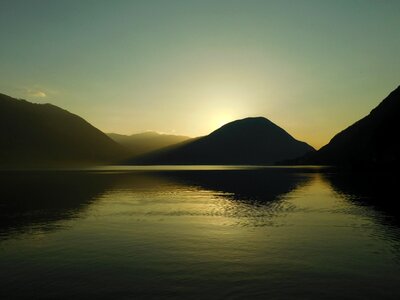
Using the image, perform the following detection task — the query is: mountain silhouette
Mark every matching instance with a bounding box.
[128,117,315,165]
[0,93,127,167]
[292,86,400,168]
[107,131,190,157]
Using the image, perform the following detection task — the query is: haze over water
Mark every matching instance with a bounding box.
[1,167,399,299]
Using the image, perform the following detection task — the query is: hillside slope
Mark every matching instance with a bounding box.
[108,131,190,157]
[295,86,400,167]
[0,93,127,167]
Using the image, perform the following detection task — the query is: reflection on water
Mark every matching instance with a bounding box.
[0,171,111,237]
[324,172,400,226]
[0,167,400,299]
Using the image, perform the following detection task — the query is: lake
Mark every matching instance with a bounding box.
[1,166,399,299]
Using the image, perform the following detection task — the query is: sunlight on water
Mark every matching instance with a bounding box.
[88,165,265,171]
[0,169,399,299]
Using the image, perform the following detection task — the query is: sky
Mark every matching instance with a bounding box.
[0,0,399,149]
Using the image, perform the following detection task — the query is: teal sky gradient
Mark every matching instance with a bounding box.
[1,0,399,148]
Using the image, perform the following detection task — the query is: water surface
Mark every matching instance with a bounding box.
[0,167,399,299]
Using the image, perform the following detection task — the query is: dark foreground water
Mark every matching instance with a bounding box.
[0,166,399,299]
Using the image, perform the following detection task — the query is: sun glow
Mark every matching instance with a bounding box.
[209,113,235,131]
[200,88,250,134]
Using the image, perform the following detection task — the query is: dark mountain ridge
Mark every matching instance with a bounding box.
[291,86,400,168]
[0,93,127,167]
[129,117,315,165]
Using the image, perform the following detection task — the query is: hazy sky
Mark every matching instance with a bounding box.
[1,0,399,148]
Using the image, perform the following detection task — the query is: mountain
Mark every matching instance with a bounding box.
[128,117,315,165]
[294,86,400,167]
[107,131,190,157]
[0,93,127,167]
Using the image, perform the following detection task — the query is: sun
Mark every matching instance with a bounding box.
[210,113,234,130]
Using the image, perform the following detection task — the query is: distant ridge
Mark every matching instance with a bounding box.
[128,117,315,165]
[0,93,127,167]
[108,131,190,157]
[290,85,400,168]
